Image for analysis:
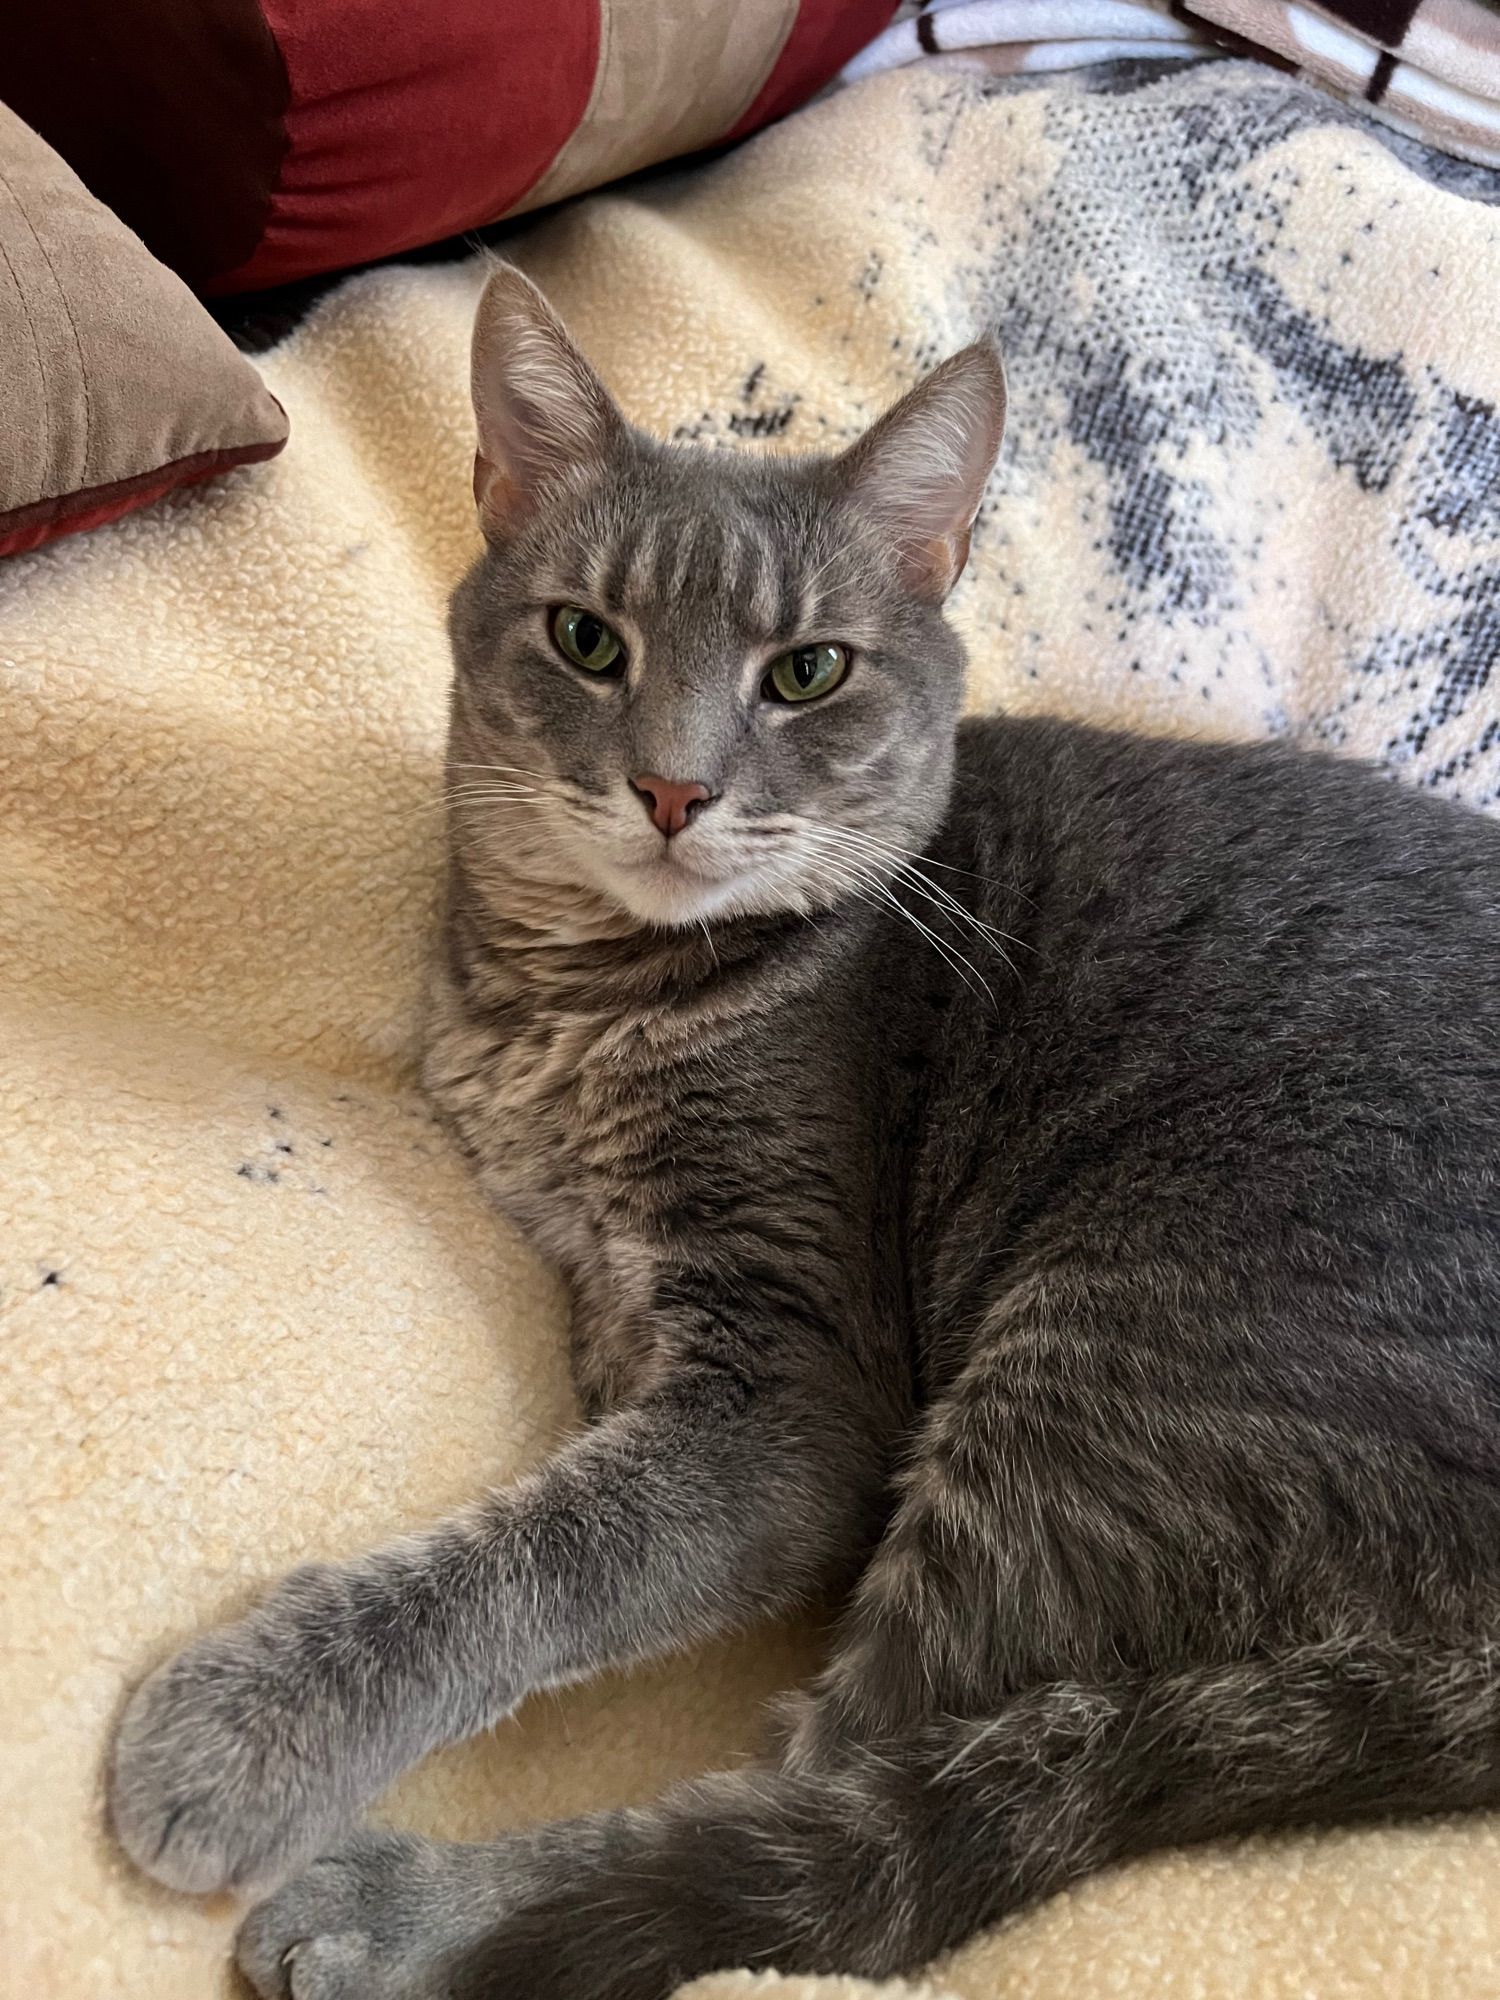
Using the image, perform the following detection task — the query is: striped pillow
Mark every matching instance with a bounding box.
[0,1,898,297]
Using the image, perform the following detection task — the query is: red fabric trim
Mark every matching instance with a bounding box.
[0,432,286,560]
[726,0,901,142]
[210,0,600,295]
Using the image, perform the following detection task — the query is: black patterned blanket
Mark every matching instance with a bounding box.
[824,51,1500,807]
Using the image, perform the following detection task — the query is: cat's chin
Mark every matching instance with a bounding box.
[593,853,791,930]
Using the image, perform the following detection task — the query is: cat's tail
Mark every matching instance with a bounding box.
[454,1632,1500,1999]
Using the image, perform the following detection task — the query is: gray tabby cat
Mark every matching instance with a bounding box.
[110,266,1500,2000]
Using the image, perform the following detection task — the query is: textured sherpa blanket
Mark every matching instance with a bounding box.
[3,53,1500,2000]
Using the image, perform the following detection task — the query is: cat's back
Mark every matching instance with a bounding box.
[953,714,1497,930]
[912,716,1499,1372]
[946,714,1499,1048]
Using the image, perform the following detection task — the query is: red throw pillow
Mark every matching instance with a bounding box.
[1,1,897,296]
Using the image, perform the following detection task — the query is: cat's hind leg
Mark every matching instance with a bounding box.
[237,1629,1500,2000]
[236,1301,1500,2000]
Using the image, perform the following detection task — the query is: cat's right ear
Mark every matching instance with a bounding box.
[470,264,627,541]
[834,338,1007,604]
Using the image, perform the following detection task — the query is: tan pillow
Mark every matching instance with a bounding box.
[0,104,288,559]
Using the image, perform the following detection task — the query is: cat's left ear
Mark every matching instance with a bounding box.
[469,262,628,541]
[835,338,1006,603]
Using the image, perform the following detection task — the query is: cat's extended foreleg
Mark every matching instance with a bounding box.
[110,1340,884,1896]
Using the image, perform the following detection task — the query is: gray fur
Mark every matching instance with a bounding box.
[109,268,1500,2000]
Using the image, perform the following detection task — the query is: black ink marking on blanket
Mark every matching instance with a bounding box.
[1379,607,1499,762]
[729,407,796,439]
[1366,51,1398,106]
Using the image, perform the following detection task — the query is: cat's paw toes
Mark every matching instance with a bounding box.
[109,1612,355,1894]
[258,1934,377,2000]
[236,1835,489,2000]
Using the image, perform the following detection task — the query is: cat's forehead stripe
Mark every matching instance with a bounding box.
[579,534,611,604]
[597,525,637,611]
[668,512,716,596]
[623,521,661,606]
[781,546,811,637]
[566,509,829,642]
[757,533,800,636]
[734,526,774,628]
[720,524,749,608]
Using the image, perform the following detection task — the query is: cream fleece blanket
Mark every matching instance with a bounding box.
[4,55,1500,2000]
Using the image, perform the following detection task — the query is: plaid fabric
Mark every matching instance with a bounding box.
[843,0,1500,163]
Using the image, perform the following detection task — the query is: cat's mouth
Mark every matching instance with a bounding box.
[597,839,778,928]
[618,843,736,898]
[623,845,719,883]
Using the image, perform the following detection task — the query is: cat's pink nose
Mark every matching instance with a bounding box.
[631,775,712,837]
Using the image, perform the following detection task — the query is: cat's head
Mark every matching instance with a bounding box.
[447,264,1005,930]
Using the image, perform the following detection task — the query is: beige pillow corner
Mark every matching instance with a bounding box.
[0,101,288,559]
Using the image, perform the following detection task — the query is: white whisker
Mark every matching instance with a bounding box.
[795,835,997,1006]
[440,788,547,808]
[826,831,1026,978]
[821,824,1033,941]
[796,539,861,614]
[399,783,549,826]
[791,822,1015,995]
[446,760,566,792]
[843,873,996,1009]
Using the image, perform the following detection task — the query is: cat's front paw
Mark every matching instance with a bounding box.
[109,1568,389,1894]
[236,1833,514,2000]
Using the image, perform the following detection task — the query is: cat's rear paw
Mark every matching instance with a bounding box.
[236,1833,507,2000]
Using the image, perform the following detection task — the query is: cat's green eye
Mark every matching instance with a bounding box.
[552,605,624,674]
[765,643,849,705]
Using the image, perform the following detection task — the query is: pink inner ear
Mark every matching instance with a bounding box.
[474,452,529,540]
[836,339,1006,604]
[897,529,973,605]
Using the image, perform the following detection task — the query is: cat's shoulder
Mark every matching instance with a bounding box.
[951,713,1498,862]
